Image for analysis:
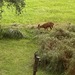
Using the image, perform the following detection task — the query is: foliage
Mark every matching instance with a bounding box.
[0,0,75,24]
[0,26,24,39]
[0,0,25,18]
[3,28,24,39]
[37,25,75,75]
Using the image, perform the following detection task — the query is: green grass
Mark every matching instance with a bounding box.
[0,28,51,75]
[0,0,75,25]
[0,39,50,75]
[0,0,75,75]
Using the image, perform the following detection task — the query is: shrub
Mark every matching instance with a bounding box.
[0,27,24,39]
[38,37,74,74]
[2,28,24,39]
[37,26,75,75]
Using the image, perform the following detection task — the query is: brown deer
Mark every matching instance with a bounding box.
[38,22,54,30]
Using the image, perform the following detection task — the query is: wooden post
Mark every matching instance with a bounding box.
[33,52,40,75]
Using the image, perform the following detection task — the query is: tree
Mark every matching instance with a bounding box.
[0,0,25,18]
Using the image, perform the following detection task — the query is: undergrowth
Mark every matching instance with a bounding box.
[34,24,75,75]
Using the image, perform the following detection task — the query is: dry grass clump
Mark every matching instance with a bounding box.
[50,28,72,40]
[67,25,75,32]
[38,37,74,74]
[37,26,75,75]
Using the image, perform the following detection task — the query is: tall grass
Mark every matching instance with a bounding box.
[37,24,75,75]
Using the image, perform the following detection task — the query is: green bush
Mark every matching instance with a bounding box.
[0,27,24,39]
[2,28,24,39]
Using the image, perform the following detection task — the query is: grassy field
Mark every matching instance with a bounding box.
[0,28,51,75]
[0,0,75,25]
[0,0,75,75]
[0,36,50,75]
